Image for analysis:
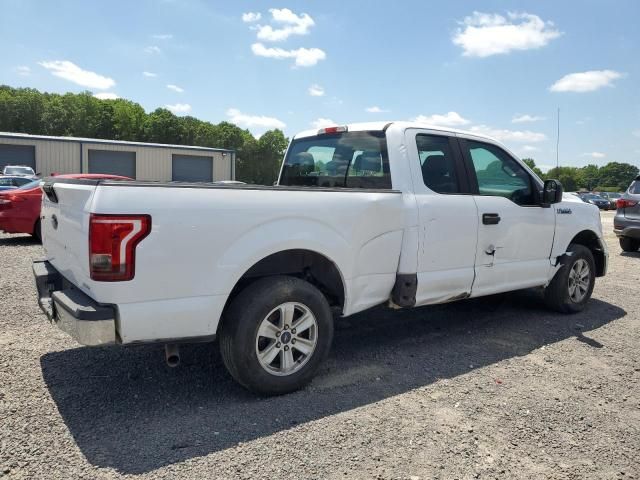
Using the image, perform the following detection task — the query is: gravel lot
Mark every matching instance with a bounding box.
[1,210,638,479]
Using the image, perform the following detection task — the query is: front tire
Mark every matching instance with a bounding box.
[619,237,640,252]
[219,276,334,395]
[544,244,595,313]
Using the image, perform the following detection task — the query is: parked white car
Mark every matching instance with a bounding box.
[34,122,607,394]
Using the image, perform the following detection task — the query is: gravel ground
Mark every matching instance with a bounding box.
[1,210,638,479]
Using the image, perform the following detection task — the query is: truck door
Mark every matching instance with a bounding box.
[457,137,555,297]
[404,129,479,305]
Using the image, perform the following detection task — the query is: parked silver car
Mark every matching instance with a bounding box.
[613,177,640,252]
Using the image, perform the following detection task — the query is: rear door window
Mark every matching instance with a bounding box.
[415,134,461,194]
[280,131,391,189]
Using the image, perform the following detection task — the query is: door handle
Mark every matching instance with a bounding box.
[482,213,501,225]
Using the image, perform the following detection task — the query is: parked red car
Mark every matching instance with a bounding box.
[0,174,131,241]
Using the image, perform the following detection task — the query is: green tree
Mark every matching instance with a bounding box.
[522,158,544,178]
[598,162,639,191]
[546,166,581,191]
[143,108,183,144]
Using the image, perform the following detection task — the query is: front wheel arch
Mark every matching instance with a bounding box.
[565,230,606,277]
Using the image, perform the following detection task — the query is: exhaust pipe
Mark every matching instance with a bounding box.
[165,344,180,367]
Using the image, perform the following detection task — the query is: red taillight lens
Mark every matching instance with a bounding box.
[616,198,638,209]
[89,214,151,281]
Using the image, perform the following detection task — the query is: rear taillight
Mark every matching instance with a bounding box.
[616,198,638,209]
[89,214,151,281]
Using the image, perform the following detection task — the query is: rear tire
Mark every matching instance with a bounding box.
[619,237,640,252]
[219,275,334,395]
[544,244,595,314]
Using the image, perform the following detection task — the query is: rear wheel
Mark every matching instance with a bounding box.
[619,237,640,252]
[544,244,595,313]
[219,276,334,395]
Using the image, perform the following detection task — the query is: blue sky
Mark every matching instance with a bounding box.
[1,0,639,171]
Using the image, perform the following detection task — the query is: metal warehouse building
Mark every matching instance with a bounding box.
[0,132,235,182]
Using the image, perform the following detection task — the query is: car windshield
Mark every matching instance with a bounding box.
[3,166,34,175]
[279,131,391,189]
[15,180,42,190]
[583,194,603,200]
[607,193,621,199]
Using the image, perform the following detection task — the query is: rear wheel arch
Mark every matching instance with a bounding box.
[218,249,346,334]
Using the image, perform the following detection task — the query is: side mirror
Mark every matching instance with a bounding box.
[542,179,563,206]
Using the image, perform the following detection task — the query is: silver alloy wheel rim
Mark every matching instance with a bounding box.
[255,302,318,377]
[567,258,590,303]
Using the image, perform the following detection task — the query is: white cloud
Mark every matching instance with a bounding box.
[308,84,325,96]
[581,152,606,158]
[226,108,286,131]
[93,92,119,100]
[242,12,262,23]
[550,70,623,92]
[452,12,562,57]
[311,118,336,129]
[15,65,31,76]
[39,60,115,89]
[512,114,545,123]
[469,125,547,143]
[165,103,192,114]
[152,33,173,40]
[256,8,314,42]
[144,45,162,54]
[143,71,157,78]
[251,43,326,67]
[520,145,540,152]
[166,84,184,93]
[413,111,471,126]
[366,106,389,113]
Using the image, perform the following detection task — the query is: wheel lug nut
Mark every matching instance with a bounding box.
[276,342,281,348]
[284,325,289,330]
[284,345,289,351]
[291,328,296,334]
[291,339,296,344]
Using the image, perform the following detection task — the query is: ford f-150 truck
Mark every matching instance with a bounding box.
[33,122,608,394]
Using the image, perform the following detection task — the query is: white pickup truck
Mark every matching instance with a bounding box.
[34,122,607,394]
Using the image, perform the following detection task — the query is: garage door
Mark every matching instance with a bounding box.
[88,150,136,178]
[0,144,36,172]
[172,154,213,182]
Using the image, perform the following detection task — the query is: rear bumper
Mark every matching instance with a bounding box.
[613,225,640,240]
[33,260,117,346]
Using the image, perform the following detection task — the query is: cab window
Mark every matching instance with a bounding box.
[465,140,535,205]
[415,135,460,194]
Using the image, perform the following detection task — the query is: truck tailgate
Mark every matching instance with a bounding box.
[41,181,97,293]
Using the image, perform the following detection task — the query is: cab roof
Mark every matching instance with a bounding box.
[293,121,501,144]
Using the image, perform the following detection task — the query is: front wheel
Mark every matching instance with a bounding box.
[544,244,595,313]
[219,276,334,395]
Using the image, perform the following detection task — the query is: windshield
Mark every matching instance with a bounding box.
[607,193,621,199]
[15,180,42,190]
[279,131,391,189]
[3,166,34,175]
[583,194,603,200]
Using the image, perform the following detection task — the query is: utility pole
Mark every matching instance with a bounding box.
[556,107,560,170]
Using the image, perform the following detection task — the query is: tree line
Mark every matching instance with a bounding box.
[0,86,287,185]
[2,86,637,190]
[523,158,638,192]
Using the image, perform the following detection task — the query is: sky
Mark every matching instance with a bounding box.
[1,0,639,171]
